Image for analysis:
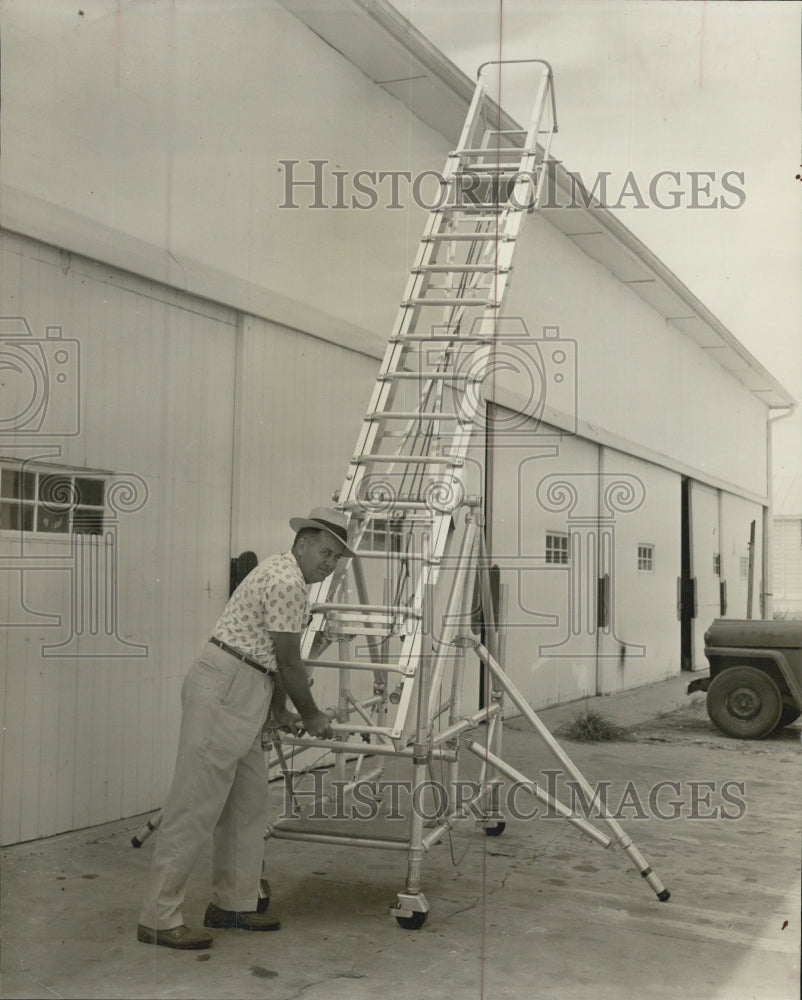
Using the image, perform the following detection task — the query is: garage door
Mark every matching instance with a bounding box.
[596,450,681,691]
[486,417,600,711]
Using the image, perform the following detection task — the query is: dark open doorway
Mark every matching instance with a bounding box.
[680,478,695,670]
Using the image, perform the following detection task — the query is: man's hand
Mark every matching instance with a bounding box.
[269,704,303,732]
[302,709,334,739]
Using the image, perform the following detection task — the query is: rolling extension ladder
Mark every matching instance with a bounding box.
[265,58,670,927]
[264,58,671,927]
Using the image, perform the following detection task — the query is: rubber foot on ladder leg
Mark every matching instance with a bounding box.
[657,889,670,902]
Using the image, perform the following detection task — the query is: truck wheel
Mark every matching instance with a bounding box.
[706,667,783,739]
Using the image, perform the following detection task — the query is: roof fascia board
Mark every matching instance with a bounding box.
[281,0,794,410]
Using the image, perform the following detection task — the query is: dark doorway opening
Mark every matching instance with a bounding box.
[680,478,695,670]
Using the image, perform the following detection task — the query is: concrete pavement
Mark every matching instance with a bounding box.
[1,673,799,1000]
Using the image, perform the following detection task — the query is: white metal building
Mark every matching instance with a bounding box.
[0,0,794,845]
[772,410,802,618]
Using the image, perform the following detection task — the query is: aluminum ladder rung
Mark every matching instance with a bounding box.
[389,333,492,343]
[352,454,461,466]
[348,549,438,563]
[365,411,466,422]
[401,297,498,307]
[378,372,475,381]
[303,658,408,674]
[455,162,535,172]
[312,602,420,617]
[421,233,513,243]
[452,146,541,156]
[339,499,446,515]
[412,264,509,273]
[321,621,395,636]
[439,205,507,215]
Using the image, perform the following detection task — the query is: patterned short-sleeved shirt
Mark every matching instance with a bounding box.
[213,552,308,672]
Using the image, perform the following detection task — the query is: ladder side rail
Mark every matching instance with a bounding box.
[425,515,479,723]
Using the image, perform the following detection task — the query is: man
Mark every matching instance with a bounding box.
[137,507,352,950]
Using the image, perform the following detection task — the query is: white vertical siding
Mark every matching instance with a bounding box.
[597,450,681,692]
[231,314,379,558]
[773,518,802,615]
[229,315,380,711]
[0,231,237,844]
[486,421,600,711]
[504,215,768,500]
[719,492,765,622]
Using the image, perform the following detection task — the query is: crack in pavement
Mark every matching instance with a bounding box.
[1,937,65,999]
[284,965,369,1000]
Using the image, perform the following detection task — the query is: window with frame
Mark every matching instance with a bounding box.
[713,553,721,576]
[0,462,106,536]
[739,556,748,579]
[359,516,389,552]
[545,531,569,565]
[637,543,654,572]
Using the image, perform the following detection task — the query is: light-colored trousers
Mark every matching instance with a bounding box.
[139,641,273,929]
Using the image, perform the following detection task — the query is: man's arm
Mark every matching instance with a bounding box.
[271,632,333,739]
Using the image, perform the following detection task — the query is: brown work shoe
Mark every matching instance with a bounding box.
[136,923,212,949]
[203,901,281,931]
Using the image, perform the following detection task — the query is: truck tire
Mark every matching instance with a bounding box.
[706,666,783,739]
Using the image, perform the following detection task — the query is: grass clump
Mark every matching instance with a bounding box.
[558,709,632,743]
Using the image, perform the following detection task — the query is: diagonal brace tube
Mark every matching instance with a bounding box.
[473,642,670,901]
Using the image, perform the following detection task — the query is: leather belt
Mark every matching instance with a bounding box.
[209,636,268,674]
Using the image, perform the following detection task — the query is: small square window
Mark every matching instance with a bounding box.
[637,544,654,572]
[1,469,35,500]
[0,501,33,531]
[361,517,389,552]
[545,532,569,565]
[37,506,70,533]
[0,462,107,537]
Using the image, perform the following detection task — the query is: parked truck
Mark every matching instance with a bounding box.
[687,619,802,739]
